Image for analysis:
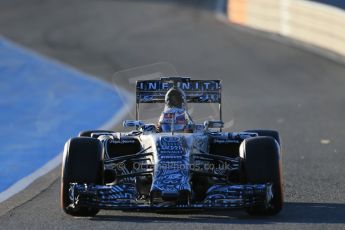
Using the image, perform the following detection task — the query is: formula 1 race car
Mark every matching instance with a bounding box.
[61,77,283,217]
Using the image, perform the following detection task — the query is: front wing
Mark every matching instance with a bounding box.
[67,183,273,210]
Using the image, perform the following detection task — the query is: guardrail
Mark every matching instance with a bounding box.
[227,0,345,57]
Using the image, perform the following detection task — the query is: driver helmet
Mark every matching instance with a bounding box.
[165,87,186,108]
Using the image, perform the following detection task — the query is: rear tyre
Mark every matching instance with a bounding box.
[61,137,104,216]
[78,130,113,137]
[241,137,283,215]
[245,129,281,146]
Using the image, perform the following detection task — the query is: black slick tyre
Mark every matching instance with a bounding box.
[61,137,104,216]
[241,136,283,215]
[78,130,113,137]
[245,129,281,146]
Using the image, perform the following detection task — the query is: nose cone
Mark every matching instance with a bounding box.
[150,135,191,204]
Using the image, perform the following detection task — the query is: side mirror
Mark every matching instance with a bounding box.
[204,120,224,130]
[123,120,145,129]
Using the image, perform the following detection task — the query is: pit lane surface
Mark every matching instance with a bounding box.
[0,0,345,229]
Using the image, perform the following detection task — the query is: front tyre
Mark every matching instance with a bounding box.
[241,136,283,215]
[61,137,104,216]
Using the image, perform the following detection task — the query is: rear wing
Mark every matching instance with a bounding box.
[135,77,222,120]
[136,77,221,103]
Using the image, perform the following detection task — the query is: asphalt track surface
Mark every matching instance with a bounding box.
[1,0,345,229]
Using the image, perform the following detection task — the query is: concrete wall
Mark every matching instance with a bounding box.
[228,0,345,57]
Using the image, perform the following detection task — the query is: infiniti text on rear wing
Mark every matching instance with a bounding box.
[136,78,222,104]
